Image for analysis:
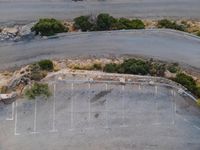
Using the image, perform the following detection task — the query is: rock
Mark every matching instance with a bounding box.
[2,27,19,35]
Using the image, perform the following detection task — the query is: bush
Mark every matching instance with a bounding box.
[103,63,119,73]
[149,63,166,76]
[116,18,145,30]
[92,63,102,70]
[197,31,200,37]
[38,60,54,71]
[73,14,145,31]
[173,73,200,98]
[96,13,117,31]
[74,16,94,31]
[157,19,185,31]
[31,18,68,36]
[24,82,51,99]
[119,59,149,75]
[167,63,180,73]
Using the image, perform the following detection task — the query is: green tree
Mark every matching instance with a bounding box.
[96,13,117,31]
[31,18,68,36]
[38,59,54,71]
[74,16,93,31]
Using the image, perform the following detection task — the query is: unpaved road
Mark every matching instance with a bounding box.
[0,29,200,70]
[0,0,200,24]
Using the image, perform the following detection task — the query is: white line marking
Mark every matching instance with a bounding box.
[154,93,159,125]
[31,99,39,134]
[120,85,127,127]
[6,102,14,121]
[155,86,158,96]
[105,83,109,129]
[14,101,20,136]
[70,83,74,130]
[50,83,57,132]
[88,83,91,125]
[138,84,141,90]
[171,97,175,125]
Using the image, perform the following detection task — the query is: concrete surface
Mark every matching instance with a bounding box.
[0,74,200,150]
[0,29,200,70]
[1,0,200,24]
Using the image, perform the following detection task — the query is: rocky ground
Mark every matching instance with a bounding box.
[0,23,35,42]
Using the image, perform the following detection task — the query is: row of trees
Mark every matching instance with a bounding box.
[74,13,145,31]
[31,16,191,36]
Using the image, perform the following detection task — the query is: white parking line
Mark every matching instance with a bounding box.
[105,83,109,129]
[50,83,57,132]
[31,99,39,134]
[138,84,141,90]
[155,86,158,96]
[121,85,127,127]
[14,101,20,136]
[70,83,74,130]
[154,92,159,125]
[6,102,14,121]
[87,83,92,129]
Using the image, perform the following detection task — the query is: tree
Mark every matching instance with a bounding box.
[31,18,68,36]
[38,59,54,71]
[96,13,117,31]
[74,16,93,31]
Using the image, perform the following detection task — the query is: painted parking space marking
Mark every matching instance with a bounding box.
[9,80,200,136]
[50,83,57,133]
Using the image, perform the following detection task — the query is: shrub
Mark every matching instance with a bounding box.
[31,18,68,36]
[38,60,54,71]
[96,13,117,31]
[103,63,119,73]
[24,82,51,99]
[116,18,144,30]
[167,63,180,73]
[197,98,200,106]
[129,19,145,29]
[157,19,185,31]
[173,73,200,98]
[74,16,94,31]
[119,59,149,75]
[149,63,166,76]
[197,31,200,37]
[92,63,102,70]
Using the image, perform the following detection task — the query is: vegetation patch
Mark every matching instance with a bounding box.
[103,58,167,76]
[157,19,186,31]
[173,73,200,98]
[29,60,53,81]
[24,82,51,100]
[167,63,180,73]
[74,13,145,31]
[31,18,68,36]
[38,59,54,71]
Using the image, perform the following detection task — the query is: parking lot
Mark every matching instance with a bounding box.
[0,79,200,150]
